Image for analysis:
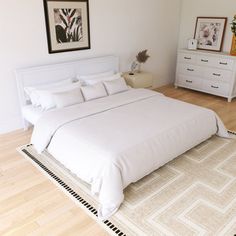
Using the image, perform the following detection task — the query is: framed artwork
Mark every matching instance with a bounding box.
[194,17,227,52]
[43,0,91,54]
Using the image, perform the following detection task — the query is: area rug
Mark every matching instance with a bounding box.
[18,134,236,236]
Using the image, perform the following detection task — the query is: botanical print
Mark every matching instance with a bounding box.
[54,8,83,44]
[44,0,90,53]
[197,22,221,47]
[194,17,227,52]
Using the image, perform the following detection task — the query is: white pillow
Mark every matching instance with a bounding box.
[85,73,121,85]
[81,83,108,101]
[103,77,129,95]
[78,71,114,85]
[53,88,84,109]
[37,82,82,110]
[24,77,74,106]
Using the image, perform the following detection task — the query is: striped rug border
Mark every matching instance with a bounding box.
[21,146,126,236]
[228,130,236,135]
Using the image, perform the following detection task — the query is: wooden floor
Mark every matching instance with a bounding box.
[1,85,236,236]
[156,85,236,131]
[0,134,108,235]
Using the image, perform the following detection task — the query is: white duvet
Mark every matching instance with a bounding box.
[31,89,229,220]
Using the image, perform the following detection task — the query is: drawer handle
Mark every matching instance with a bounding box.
[187,68,194,72]
[213,73,221,77]
[211,85,219,89]
[201,59,208,62]
[186,80,193,83]
[219,62,228,65]
[184,57,191,60]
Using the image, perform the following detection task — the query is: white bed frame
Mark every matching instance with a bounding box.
[15,55,119,130]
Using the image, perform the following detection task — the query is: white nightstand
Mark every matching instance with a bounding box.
[122,72,153,88]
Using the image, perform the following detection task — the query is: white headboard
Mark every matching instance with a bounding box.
[15,55,119,108]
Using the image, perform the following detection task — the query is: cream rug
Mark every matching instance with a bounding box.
[18,134,236,236]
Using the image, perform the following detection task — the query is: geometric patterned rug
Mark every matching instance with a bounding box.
[18,135,236,236]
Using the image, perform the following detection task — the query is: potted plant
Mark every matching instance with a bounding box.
[230,15,236,55]
[130,50,150,75]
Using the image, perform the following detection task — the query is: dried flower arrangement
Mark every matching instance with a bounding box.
[130,50,150,74]
[231,15,236,36]
[136,50,150,64]
[230,15,236,56]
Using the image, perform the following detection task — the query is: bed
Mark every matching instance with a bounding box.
[16,56,229,220]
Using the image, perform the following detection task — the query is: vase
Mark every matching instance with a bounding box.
[137,63,141,73]
[230,34,236,56]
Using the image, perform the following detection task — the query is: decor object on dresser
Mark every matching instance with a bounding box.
[43,0,90,54]
[130,50,150,74]
[175,49,236,102]
[194,17,227,52]
[123,71,153,88]
[230,15,236,56]
[187,39,198,50]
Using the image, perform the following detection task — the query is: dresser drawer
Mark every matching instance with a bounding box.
[178,53,196,64]
[203,80,230,96]
[177,75,202,90]
[212,58,234,70]
[196,55,214,66]
[204,68,232,83]
[177,63,202,77]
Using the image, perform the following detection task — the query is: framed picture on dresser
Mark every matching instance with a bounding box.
[43,0,91,54]
[194,17,227,52]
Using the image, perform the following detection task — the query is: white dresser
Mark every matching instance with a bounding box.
[175,49,236,102]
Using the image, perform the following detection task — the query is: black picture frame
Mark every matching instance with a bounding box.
[43,0,91,54]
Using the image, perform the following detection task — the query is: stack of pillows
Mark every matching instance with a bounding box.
[24,71,129,111]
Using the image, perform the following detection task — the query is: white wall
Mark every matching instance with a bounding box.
[179,0,236,52]
[0,0,181,134]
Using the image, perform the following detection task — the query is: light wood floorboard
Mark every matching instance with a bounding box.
[156,85,236,131]
[0,130,108,236]
[1,85,235,235]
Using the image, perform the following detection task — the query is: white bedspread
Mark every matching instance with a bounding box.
[31,89,229,220]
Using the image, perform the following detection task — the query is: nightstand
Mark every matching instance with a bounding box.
[122,72,153,88]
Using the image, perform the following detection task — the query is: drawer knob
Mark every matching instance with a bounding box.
[201,59,208,62]
[184,57,191,60]
[213,73,221,77]
[186,80,193,83]
[187,68,194,72]
[211,85,219,89]
[219,62,228,65]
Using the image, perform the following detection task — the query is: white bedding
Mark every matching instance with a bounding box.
[22,105,57,125]
[22,105,45,125]
[31,89,229,220]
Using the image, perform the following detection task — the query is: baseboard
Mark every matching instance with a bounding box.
[0,116,23,134]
